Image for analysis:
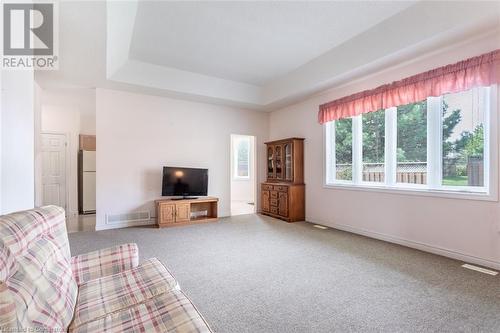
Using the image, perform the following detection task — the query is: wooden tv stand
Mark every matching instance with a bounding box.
[155,197,218,228]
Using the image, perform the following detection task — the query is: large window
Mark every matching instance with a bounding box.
[325,86,495,197]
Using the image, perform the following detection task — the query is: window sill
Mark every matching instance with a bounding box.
[323,182,497,202]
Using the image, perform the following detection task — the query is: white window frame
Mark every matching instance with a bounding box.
[324,85,498,201]
[233,135,251,180]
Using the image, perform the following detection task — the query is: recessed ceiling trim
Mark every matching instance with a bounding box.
[109,60,262,105]
[106,1,499,108]
[106,0,138,78]
[261,1,500,105]
[39,1,500,111]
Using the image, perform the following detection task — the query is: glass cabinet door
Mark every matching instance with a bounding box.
[275,145,283,179]
[267,146,274,178]
[284,143,292,181]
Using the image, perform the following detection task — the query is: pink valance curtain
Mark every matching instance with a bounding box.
[318,49,500,124]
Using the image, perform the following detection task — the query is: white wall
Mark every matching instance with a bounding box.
[34,82,43,207]
[1,70,35,214]
[38,88,96,223]
[40,88,96,134]
[269,34,500,269]
[230,135,256,203]
[96,88,268,230]
[0,70,2,213]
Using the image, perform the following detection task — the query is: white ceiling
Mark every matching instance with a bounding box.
[129,1,414,85]
[35,1,500,110]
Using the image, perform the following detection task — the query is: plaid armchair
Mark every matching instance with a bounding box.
[0,206,211,332]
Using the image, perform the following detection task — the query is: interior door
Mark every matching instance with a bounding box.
[41,133,67,210]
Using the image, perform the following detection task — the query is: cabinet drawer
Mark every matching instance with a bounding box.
[262,184,273,191]
[270,191,278,199]
[270,206,278,214]
[274,185,288,192]
[270,198,278,206]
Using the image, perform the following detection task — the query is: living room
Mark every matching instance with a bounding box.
[1,1,499,332]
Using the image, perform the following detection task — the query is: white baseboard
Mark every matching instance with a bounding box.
[309,219,500,271]
[94,213,230,231]
[95,218,156,231]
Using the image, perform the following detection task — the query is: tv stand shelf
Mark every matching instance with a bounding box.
[155,197,218,228]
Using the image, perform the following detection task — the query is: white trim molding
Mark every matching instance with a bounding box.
[96,218,155,231]
[309,220,500,271]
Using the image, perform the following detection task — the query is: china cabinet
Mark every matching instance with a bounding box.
[261,138,305,222]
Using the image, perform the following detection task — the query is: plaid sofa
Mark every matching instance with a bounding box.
[0,206,212,332]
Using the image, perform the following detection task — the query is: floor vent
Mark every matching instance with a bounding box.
[313,224,328,230]
[461,264,498,276]
[106,211,151,225]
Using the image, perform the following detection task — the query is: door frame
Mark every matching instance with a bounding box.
[38,131,71,213]
[229,134,257,215]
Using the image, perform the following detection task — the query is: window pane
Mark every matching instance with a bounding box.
[236,138,249,177]
[442,88,486,187]
[397,101,427,184]
[362,110,385,182]
[335,118,353,181]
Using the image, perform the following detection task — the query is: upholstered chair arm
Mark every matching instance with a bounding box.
[71,243,139,285]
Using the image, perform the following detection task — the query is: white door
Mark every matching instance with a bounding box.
[41,133,67,210]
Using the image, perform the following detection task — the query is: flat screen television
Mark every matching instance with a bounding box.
[162,166,208,198]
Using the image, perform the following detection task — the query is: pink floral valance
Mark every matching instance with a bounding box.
[318,49,500,124]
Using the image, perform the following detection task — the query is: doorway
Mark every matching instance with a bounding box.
[230,134,256,216]
[40,132,68,210]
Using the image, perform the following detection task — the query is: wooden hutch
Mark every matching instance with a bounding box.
[260,138,305,222]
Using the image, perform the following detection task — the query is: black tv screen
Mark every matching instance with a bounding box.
[162,167,208,197]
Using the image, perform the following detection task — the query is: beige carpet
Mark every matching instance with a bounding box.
[69,214,500,333]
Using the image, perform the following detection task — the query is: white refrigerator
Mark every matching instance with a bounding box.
[79,151,96,214]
